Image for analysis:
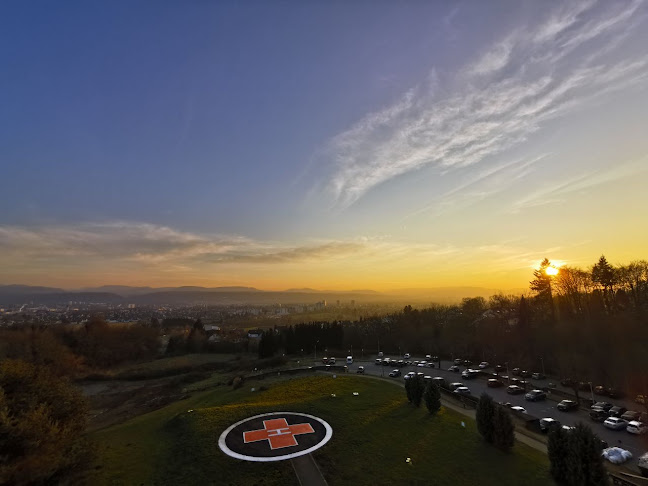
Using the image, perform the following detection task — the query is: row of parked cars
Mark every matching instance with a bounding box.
[588,401,648,434]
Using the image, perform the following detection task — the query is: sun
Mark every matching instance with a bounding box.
[545,266,559,276]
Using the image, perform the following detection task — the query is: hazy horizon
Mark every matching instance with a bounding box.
[2,1,647,291]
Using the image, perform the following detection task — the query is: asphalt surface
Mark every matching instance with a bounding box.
[320,355,648,472]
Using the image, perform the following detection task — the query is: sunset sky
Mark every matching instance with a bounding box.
[1,1,647,291]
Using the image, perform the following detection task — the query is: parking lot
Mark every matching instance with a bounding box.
[335,354,648,472]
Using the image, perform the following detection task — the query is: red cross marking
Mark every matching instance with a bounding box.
[243,418,315,450]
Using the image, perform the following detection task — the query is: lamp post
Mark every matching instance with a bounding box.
[588,382,594,404]
[506,362,510,386]
[540,356,545,376]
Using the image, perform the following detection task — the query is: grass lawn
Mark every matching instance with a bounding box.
[90,374,552,485]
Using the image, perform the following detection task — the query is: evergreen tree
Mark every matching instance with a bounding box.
[530,258,556,321]
[405,376,413,402]
[592,255,617,312]
[492,406,514,452]
[476,393,496,443]
[565,424,608,486]
[548,426,569,485]
[410,375,424,407]
[423,381,441,414]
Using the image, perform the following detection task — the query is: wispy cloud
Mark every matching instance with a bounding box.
[510,154,648,212]
[322,0,648,209]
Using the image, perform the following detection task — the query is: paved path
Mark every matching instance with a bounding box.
[291,453,328,486]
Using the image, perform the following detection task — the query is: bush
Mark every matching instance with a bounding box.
[232,376,244,390]
[0,359,95,485]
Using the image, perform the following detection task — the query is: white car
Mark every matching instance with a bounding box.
[453,386,470,396]
[403,353,411,359]
[603,417,629,430]
[626,421,648,434]
[478,361,489,369]
[510,406,527,414]
[449,382,464,391]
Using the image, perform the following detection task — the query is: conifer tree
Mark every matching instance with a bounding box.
[492,406,514,451]
[476,393,496,443]
[423,381,441,414]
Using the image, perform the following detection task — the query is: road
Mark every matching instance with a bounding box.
[320,354,648,473]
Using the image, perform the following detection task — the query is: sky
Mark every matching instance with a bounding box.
[1,0,648,292]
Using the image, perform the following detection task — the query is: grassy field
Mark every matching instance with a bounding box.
[89,374,552,485]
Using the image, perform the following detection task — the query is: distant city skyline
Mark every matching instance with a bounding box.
[1,1,647,291]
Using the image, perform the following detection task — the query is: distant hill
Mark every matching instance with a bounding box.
[0,284,524,306]
[0,284,65,294]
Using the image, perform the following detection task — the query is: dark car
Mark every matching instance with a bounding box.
[590,409,610,422]
[557,399,579,412]
[608,406,627,417]
[591,401,614,412]
[540,418,561,433]
[389,369,401,377]
[494,364,505,372]
[561,378,575,387]
[594,385,606,395]
[520,370,530,378]
[531,372,546,380]
[487,378,504,388]
[621,410,641,422]
[607,387,625,398]
[356,366,365,374]
[507,385,524,395]
[512,368,521,376]
[448,365,460,372]
[525,389,547,402]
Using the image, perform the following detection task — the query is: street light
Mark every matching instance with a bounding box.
[506,362,510,386]
[588,382,594,404]
[539,356,545,375]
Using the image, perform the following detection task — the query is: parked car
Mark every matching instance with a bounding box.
[590,409,610,422]
[627,421,648,435]
[557,400,579,412]
[403,353,411,359]
[454,358,463,365]
[322,357,329,364]
[560,378,575,387]
[531,372,546,380]
[461,369,479,379]
[635,394,646,404]
[621,410,641,422]
[453,386,471,396]
[356,366,365,374]
[449,382,464,391]
[448,365,460,372]
[512,368,521,376]
[520,370,530,378]
[463,360,472,367]
[425,354,432,360]
[540,418,561,432]
[478,361,489,369]
[432,377,445,387]
[510,405,527,414]
[607,387,625,398]
[487,379,504,388]
[525,389,546,401]
[609,406,627,418]
[404,371,416,380]
[603,417,629,430]
[494,364,505,372]
[507,385,524,395]
[591,402,614,412]
[594,385,607,395]
[389,369,401,377]
[562,425,576,432]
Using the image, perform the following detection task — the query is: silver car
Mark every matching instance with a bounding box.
[603,417,629,430]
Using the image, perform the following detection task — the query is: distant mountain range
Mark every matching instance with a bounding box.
[0,284,524,306]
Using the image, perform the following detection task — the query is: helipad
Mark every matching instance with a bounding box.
[218,412,332,462]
